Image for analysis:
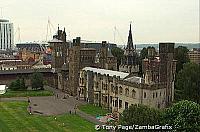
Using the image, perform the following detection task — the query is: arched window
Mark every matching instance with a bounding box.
[119,86,123,95]
[115,86,118,94]
[82,78,84,84]
[111,84,113,92]
[132,89,136,98]
[96,82,99,88]
[105,84,108,90]
[144,92,146,98]
[125,88,129,97]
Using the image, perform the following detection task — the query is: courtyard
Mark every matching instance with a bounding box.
[0,101,95,132]
[0,86,106,132]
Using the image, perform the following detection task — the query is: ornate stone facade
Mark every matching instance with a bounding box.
[79,67,166,113]
[79,43,176,112]
[119,24,139,74]
[50,28,97,96]
[143,43,176,106]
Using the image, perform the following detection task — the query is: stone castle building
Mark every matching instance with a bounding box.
[49,26,116,96]
[79,43,176,113]
[99,41,117,71]
[119,24,139,74]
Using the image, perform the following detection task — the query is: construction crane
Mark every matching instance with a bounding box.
[113,26,126,48]
[14,26,21,43]
[46,18,56,41]
[0,7,3,18]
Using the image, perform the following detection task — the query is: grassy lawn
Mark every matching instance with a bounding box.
[78,104,109,116]
[0,101,96,132]
[0,90,53,98]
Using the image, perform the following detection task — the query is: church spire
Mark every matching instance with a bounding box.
[127,22,134,50]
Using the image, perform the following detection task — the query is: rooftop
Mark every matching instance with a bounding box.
[124,76,144,84]
[48,38,63,43]
[80,48,96,51]
[0,19,9,22]
[83,67,129,79]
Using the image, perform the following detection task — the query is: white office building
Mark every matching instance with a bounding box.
[0,19,14,50]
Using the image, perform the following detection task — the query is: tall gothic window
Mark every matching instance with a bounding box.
[111,84,113,93]
[96,82,99,88]
[125,88,129,97]
[144,92,146,98]
[119,86,123,95]
[115,86,118,94]
[132,89,136,98]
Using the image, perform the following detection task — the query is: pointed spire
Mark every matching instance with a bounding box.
[127,22,134,50]
[58,24,60,31]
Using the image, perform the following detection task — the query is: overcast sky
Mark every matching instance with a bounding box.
[1,0,199,44]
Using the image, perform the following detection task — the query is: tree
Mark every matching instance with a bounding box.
[20,77,27,90]
[139,46,157,75]
[162,100,200,131]
[139,46,157,60]
[111,47,124,69]
[174,46,189,73]
[120,104,161,126]
[9,81,18,91]
[175,62,200,103]
[31,72,44,90]
[140,47,148,60]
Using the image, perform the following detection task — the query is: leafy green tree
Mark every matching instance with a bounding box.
[31,72,44,90]
[120,104,161,126]
[20,78,27,90]
[139,46,157,60]
[174,46,189,73]
[162,100,200,132]
[139,46,157,75]
[111,47,124,69]
[175,62,200,103]
[15,78,21,89]
[9,81,18,90]
[140,47,148,60]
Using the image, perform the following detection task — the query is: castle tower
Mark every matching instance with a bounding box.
[58,62,69,92]
[48,25,69,89]
[69,37,81,96]
[159,43,176,106]
[119,23,139,74]
[99,41,108,69]
[49,39,63,69]
[105,47,117,70]
[49,26,68,69]
[99,41,117,70]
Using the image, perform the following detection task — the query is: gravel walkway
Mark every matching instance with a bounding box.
[0,86,103,125]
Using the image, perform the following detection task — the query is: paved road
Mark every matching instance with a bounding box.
[0,86,103,125]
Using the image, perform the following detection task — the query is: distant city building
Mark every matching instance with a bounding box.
[188,48,200,65]
[119,24,139,74]
[0,19,14,50]
[81,42,117,53]
[16,43,45,63]
[0,59,33,70]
